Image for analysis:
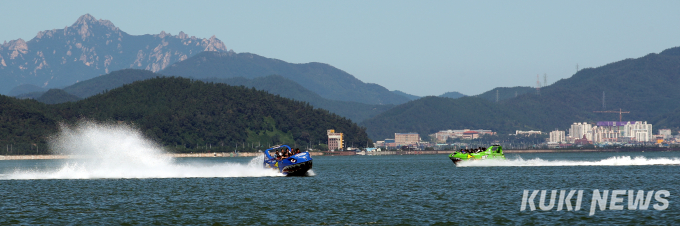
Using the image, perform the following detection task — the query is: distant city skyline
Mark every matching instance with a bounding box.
[2,0,680,96]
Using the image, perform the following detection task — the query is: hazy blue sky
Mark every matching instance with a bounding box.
[2,0,680,96]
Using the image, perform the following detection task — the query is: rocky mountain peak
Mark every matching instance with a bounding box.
[73,14,97,25]
[6,38,27,51]
[70,14,119,38]
[204,35,227,52]
[0,14,229,94]
[178,31,189,39]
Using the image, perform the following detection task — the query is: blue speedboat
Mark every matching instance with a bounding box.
[263,145,313,176]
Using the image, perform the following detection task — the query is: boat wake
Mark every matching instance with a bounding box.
[2,121,282,180]
[456,156,680,167]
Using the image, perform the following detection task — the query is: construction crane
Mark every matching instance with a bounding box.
[594,108,630,142]
[593,108,630,122]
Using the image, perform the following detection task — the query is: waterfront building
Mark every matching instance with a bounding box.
[591,126,619,143]
[549,130,565,143]
[432,129,495,142]
[622,121,652,142]
[384,139,397,148]
[395,133,420,146]
[568,122,592,141]
[660,129,672,139]
[515,130,542,136]
[327,129,344,151]
[463,131,480,139]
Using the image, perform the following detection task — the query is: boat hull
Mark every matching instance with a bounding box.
[263,145,313,176]
[282,160,313,176]
[449,145,505,165]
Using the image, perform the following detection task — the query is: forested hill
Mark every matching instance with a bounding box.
[62,69,159,98]
[363,46,680,140]
[13,68,393,122]
[201,76,394,123]
[362,96,534,140]
[0,77,371,154]
[439,91,466,99]
[160,51,410,105]
[391,90,421,101]
[474,86,534,102]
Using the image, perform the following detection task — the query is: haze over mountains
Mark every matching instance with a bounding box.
[363,46,680,140]
[21,68,394,123]
[0,14,228,94]
[160,51,411,105]
[3,13,680,144]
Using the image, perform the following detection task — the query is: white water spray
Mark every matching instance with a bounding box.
[457,156,680,167]
[4,121,282,179]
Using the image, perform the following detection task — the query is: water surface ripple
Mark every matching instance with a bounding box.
[1,152,680,225]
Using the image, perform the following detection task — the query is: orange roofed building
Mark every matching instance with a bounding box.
[327,129,344,151]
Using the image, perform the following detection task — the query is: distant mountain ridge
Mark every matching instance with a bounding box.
[13,68,393,122]
[0,14,228,94]
[363,46,680,140]
[0,77,372,154]
[201,75,394,122]
[160,51,411,105]
[391,90,421,101]
[475,86,534,102]
[439,91,466,99]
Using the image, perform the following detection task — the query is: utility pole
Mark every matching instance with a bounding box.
[536,74,541,95]
[496,90,499,102]
[602,91,605,110]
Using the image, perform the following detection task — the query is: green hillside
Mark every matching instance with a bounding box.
[201,75,394,123]
[36,89,81,104]
[0,77,371,154]
[362,96,535,140]
[439,91,466,99]
[9,84,46,96]
[160,51,410,105]
[62,69,159,98]
[363,46,680,140]
[475,86,534,102]
[392,90,421,100]
[0,95,57,154]
[31,68,393,122]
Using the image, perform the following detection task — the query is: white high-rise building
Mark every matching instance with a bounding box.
[569,122,592,141]
[622,121,652,142]
[549,130,565,143]
[592,126,619,143]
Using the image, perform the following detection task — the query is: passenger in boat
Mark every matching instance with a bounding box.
[275,150,282,160]
[295,148,300,154]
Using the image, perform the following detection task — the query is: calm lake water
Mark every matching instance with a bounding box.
[1,151,680,225]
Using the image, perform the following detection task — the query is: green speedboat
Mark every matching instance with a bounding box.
[448,145,505,165]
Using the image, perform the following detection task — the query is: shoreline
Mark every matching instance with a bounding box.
[0,148,677,160]
[0,152,326,160]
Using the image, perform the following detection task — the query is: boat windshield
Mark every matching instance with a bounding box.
[264,145,292,159]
